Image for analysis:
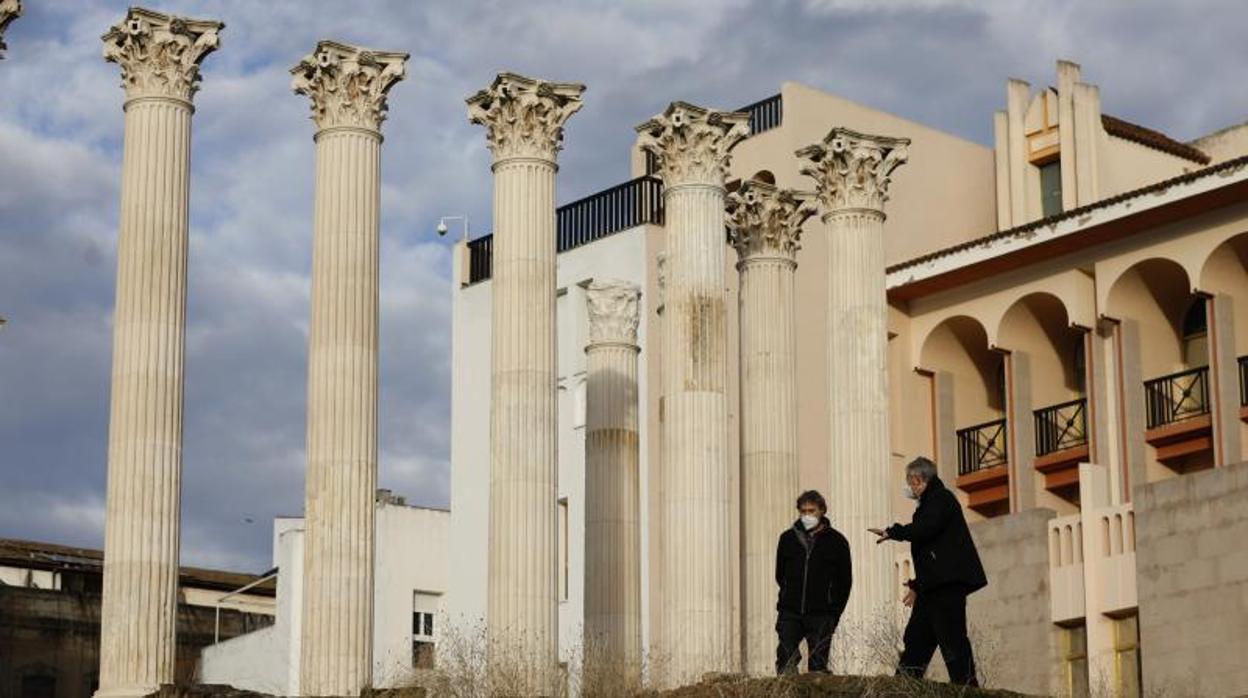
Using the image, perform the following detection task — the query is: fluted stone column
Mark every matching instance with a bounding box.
[636,102,749,685]
[583,280,643,685]
[467,72,584,691]
[726,180,815,676]
[799,128,909,670]
[0,0,21,59]
[96,9,221,697]
[291,41,407,696]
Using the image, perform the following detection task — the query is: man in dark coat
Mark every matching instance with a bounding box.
[774,490,852,674]
[870,457,987,686]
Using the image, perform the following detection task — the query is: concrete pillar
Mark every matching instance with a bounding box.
[96,10,222,697]
[0,0,21,59]
[1006,79,1031,226]
[798,127,909,670]
[1056,60,1080,212]
[726,179,814,676]
[467,72,584,692]
[291,40,407,696]
[583,280,643,685]
[636,101,749,685]
[1207,293,1241,466]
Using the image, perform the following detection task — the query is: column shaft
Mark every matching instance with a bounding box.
[99,95,192,696]
[300,126,381,694]
[825,208,893,638]
[583,280,642,684]
[739,256,799,675]
[662,181,734,677]
[488,155,560,668]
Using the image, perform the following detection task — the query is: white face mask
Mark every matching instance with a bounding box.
[902,484,919,501]
[800,514,819,530]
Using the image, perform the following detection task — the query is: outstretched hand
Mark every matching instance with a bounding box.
[868,527,890,544]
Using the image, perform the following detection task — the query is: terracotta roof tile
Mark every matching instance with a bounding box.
[1101,114,1210,164]
[887,153,1248,276]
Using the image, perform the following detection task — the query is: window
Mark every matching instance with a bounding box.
[1113,615,1142,698]
[1182,298,1208,366]
[558,497,569,601]
[1072,338,1087,393]
[1039,160,1063,217]
[411,591,439,670]
[1062,623,1089,698]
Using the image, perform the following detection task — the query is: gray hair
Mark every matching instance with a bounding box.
[905,456,937,483]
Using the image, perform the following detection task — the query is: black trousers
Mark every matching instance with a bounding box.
[897,585,978,686]
[776,611,837,674]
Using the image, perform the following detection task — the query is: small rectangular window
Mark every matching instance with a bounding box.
[1039,160,1063,217]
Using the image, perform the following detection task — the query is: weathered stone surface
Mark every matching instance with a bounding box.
[1136,460,1248,697]
[294,39,406,697]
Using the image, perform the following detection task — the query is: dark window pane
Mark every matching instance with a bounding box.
[424,613,434,636]
[1040,160,1063,217]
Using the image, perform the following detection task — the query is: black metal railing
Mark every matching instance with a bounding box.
[466,235,492,284]
[1239,355,1248,407]
[557,176,664,252]
[1034,398,1088,457]
[465,176,665,285]
[957,418,1008,476]
[741,93,782,135]
[1144,366,1209,430]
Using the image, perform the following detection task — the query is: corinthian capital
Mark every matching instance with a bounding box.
[291,41,408,133]
[726,179,816,263]
[586,280,641,347]
[0,0,22,59]
[797,127,910,214]
[467,72,585,162]
[636,102,749,187]
[101,7,222,102]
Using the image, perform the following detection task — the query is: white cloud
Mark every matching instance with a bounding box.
[1,0,1245,572]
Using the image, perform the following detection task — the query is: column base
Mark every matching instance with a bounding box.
[93,683,162,698]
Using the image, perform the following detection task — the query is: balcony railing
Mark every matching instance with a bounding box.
[1034,398,1088,457]
[1144,366,1209,430]
[740,93,783,135]
[957,418,1008,476]
[465,176,664,285]
[466,235,493,285]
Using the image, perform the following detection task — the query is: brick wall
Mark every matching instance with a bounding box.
[1135,460,1248,696]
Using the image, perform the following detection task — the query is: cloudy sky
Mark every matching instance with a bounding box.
[1,0,1245,573]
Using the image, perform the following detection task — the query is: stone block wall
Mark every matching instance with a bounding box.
[924,507,1061,695]
[1135,460,1248,697]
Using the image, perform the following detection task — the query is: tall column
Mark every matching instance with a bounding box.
[0,0,21,59]
[726,179,815,676]
[798,128,909,670]
[467,72,584,692]
[636,102,749,685]
[96,9,221,697]
[291,40,407,696]
[583,280,643,685]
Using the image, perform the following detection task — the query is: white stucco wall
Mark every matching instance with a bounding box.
[448,224,651,666]
[202,505,448,691]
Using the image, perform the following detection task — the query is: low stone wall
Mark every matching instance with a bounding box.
[926,507,1060,695]
[1135,460,1248,696]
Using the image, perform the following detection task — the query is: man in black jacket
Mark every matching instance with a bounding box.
[774,490,852,674]
[870,457,987,686]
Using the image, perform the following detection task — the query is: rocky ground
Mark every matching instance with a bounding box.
[149,674,1045,697]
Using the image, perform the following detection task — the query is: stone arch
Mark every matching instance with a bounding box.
[997,291,1085,406]
[1105,257,1197,377]
[919,314,1003,430]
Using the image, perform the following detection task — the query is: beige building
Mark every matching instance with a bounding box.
[450,59,1248,695]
